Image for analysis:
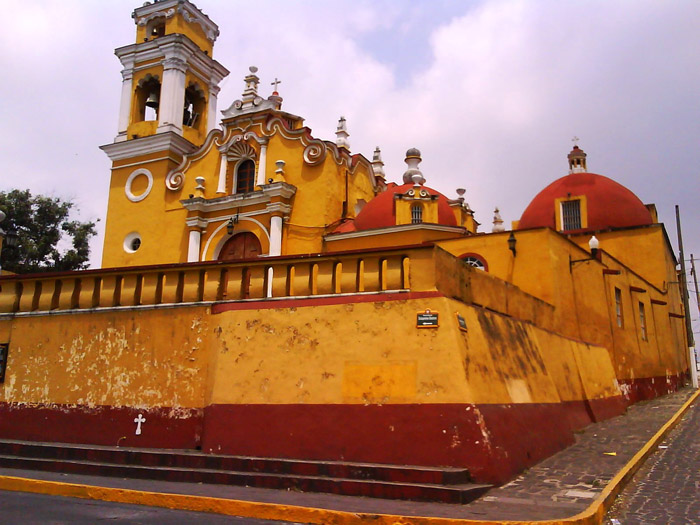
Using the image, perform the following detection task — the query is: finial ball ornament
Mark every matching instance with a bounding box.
[406,147,421,157]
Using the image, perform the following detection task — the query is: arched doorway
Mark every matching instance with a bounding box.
[218,232,262,261]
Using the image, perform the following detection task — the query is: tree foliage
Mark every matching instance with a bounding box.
[0,189,97,273]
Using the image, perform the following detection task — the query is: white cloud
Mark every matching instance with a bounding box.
[0,0,698,273]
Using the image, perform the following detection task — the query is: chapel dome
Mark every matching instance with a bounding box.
[518,147,653,232]
[353,183,457,231]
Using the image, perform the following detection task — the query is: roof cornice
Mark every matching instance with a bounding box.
[101,132,197,161]
[325,223,466,241]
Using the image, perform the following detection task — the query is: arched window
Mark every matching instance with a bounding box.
[235,160,256,194]
[411,204,423,224]
[459,253,488,271]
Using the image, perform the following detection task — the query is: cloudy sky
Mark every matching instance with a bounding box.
[1,0,699,323]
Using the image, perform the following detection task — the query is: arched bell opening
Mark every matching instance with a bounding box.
[183,82,206,129]
[145,17,166,40]
[134,74,161,122]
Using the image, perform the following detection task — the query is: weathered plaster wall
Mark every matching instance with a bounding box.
[0,307,211,448]
[437,229,689,398]
[203,293,623,483]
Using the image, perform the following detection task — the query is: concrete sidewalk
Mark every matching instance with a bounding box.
[0,387,697,523]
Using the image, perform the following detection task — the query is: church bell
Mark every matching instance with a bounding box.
[145,92,160,109]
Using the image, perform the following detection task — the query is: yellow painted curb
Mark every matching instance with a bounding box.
[561,387,700,525]
[0,389,697,525]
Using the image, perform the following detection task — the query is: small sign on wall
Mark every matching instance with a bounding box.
[417,309,439,328]
[456,313,468,332]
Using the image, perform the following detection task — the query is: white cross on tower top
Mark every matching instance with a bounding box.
[271,78,282,92]
[571,136,580,146]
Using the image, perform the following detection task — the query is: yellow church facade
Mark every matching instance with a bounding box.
[0,0,692,490]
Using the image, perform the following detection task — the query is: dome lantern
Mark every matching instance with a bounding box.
[568,145,587,174]
[402,147,425,185]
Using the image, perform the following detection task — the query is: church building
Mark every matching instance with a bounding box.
[0,0,692,493]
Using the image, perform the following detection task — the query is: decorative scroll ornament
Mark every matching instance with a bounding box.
[165,170,185,191]
[136,9,176,26]
[303,141,327,166]
[165,129,226,191]
[179,6,219,41]
[406,188,430,198]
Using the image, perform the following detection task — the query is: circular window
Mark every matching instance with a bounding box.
[123,232,142,253]
[125,169,153,202]
[459,253,487,271]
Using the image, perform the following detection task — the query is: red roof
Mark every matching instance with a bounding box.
[348,184,457,232]
[518,172,653,231]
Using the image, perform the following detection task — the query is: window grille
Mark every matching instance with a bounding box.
[561,200,581,230]
[411,204,423,224]
[615,287,623,327]
[639,302,648,341]
[235,160,256,194]
[462,256,486,271]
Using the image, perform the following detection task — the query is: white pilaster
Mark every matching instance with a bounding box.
[216,152,228,193]
[266,267,274,298]
[116,67,134,142]
[207,84,220,134]
[187,229,201,262]
[257,144,268,186]
[157,56,187,135]
[269,215,283,256]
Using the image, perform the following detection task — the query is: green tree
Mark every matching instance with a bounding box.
[0,189,97,273]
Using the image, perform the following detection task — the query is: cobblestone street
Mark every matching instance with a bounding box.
[606,397,699,524]
[458,388,696,521]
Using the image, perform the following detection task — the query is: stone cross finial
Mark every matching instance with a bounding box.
[242,66,260,102]
[335,116,350,149]
[371,146,386,179]
[492,207,505,232]
[134,414,146,435]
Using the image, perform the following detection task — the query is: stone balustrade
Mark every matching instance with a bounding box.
[0,246,426,314]
[0,245,552,330]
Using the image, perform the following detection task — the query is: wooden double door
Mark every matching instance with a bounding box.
[218,232,261,261]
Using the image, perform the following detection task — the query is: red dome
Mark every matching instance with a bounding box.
[518,172,653,232]
[353,183,457,231]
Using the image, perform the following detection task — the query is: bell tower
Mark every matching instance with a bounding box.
[100,0,229,268]
[113,0,228,145]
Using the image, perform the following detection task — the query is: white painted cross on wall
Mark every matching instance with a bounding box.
[134,414,146,435]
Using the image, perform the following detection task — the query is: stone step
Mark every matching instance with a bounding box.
[0,440,491,503]
[0,440,469,484]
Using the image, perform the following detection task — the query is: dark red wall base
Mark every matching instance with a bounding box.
[202,402,574,485]
[0,403,202,449]
[620,372,689,404]
[0,372,686,486]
